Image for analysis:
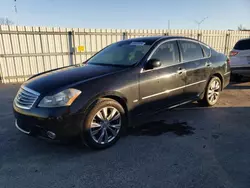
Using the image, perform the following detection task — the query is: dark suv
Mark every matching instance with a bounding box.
[13,36,230,149]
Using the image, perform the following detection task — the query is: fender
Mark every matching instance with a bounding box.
[78,90,128,115]
[76,90,131,127]
[199,71,224,100]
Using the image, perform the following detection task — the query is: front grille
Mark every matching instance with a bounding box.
[15,86,40,109]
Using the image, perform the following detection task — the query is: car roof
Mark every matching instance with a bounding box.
[123,36,200,44]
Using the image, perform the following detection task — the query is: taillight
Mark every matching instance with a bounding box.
[229,51,239,57]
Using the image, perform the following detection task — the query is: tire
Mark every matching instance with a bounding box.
[81,98,126,149]
[198,76,221,107]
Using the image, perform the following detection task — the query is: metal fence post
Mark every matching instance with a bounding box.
[68,31,75,65]
[72,31,77,64]
[122,32,127,40]
[197,33,202,41]
[224,33,230,55]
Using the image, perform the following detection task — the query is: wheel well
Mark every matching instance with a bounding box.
[101,95,128,115]
[212,73,223,90]
[101,95,130,127]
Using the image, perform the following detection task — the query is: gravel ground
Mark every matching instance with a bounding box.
[0,82,250,188]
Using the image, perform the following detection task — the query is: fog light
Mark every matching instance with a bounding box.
[47,131,56,139]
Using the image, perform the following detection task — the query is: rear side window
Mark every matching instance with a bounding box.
[234,39,250,50]
[151,41,179,67]
[179,41,203,61]
[201,44,211,57]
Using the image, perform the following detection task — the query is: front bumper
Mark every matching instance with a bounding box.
[13,104,83,140]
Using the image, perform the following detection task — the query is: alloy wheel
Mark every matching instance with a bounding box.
[90,106,121,144]
[208,79,220,104]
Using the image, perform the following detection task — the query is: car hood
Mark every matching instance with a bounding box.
[23,64,124,94]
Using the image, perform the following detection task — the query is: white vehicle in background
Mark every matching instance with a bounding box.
[230,38,250,81]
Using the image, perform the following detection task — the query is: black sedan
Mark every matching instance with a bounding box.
[13,36,230,149]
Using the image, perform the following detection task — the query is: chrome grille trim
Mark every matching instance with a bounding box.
[21,86,40,96]
[15,120,31,134]
[15,86,40,109]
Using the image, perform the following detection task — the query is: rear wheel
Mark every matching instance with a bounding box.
[199,76,221,106]
[81,98,126,149]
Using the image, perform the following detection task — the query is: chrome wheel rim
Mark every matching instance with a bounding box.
[208,79,220,104]
[90,106,121,144]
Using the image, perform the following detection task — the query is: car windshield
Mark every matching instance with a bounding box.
[87,41,152,66]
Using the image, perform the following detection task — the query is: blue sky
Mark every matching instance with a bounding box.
[0,0,250,30]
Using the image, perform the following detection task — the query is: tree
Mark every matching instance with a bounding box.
[0,18,14,25]
[238,24,249,31]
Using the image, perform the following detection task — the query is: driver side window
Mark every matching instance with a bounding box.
[151,41,179,67]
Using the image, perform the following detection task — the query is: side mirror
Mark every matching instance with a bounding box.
[145,59,161,70]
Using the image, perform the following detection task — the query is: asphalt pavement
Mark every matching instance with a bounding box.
[0,82,250,188]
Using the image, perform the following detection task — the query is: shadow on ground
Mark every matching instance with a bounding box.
[128,120,195,136]
[226,83,250,90]
[227,77,250,89]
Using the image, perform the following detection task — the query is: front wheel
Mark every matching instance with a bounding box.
[199,76,221,106]
[81,98,126,149]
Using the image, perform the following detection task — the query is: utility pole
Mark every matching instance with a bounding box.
[195,16,208,30]
[168,20,170,30]
[14,0,18,25]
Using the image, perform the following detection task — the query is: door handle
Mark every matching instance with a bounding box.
[177,68,186,75]
[206,62,212,67]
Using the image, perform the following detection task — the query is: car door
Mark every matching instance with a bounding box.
[137,40,187,114]
[178,40,211,99]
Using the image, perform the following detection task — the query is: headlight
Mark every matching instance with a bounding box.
[38,88,81,108]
